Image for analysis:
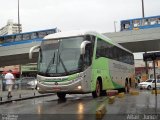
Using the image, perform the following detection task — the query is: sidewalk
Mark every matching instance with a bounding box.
[0,89,54,105]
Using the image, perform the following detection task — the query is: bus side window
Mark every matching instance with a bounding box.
[38,31,47,38]
[84,44,92,66]
[46,30,55,35]
[0,37,4,44]
[22,34,31,40]
[149,18,157,25]
[142,19,149,26]
[15,35,22,41]
[158,18,160,24]
[85,35,95,59]
[31,33,38,39]
[133,20,141,27]
[96,39,102,58]
[121,21,130,31]
[4,36,14,42]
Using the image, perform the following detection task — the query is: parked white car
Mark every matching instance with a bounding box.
[152,79,160,89]
[138,79,155,90]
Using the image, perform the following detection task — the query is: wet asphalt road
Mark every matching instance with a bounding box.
[105,90,160,120]
[0,90,160,120]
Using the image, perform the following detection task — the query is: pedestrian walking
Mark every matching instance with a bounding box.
[4,70,15,98]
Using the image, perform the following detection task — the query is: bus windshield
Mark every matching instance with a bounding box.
[38,36,84,77]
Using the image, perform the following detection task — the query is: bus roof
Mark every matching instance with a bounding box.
[121,15,160,22]
[0,28,58,37]
[44,30,133,54]
[44,30,98,39]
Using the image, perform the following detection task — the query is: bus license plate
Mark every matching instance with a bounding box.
[53,87,61,91]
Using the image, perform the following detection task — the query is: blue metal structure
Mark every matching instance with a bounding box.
[0,28,60,46]
[120,15,160,31]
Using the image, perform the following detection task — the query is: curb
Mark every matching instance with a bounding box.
[96,103,106,119]
[130,91,139,95]
[106,90,118,96]
[151,90,160,94]
[0,93,55,105]
[108,96,115,104]
[117,92,125,98]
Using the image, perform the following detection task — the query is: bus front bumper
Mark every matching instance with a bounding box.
[37,80,84,94]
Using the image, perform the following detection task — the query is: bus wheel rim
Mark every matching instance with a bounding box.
[96,81,100,96]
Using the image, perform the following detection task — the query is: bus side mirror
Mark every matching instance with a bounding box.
[29,45,40,59]
[80,41,91,55]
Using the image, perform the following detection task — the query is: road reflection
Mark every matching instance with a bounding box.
[37,104,43,114]
[77,102,84,114]
[77,102,84,120]
[155,96,157,114]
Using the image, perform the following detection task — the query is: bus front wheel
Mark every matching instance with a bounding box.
[57,92,66,100]
[92,80,101,98]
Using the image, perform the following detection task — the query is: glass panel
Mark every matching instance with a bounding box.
[149,18,157,25]
[152,80,156,83]
[31,33,38,39]
[15,35,22,41]
[22,34,31,40]
[0,37,4,44]
[4,36,14,42]
[38,36,84,76]
[142,19,149,26]
[46,30,55,35]
[158,18,160,24]
[121,21,130,30]
[133,20,141,27]
[38,31,47,38]
[146,80,153,82]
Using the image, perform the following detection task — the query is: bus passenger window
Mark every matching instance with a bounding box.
[38,31,47,38]
[0,37,4,44]
[84,44,92,66]
[46,30,55,35]
[23,34,31,40]
[158,18,160,24]
[133,20,140,27]
[4,36,14,42]
[149,18,157,25]
[15,35,22,41]
[125,24,130,29]
[121,21,130,31]
[142,19,147,26]
[31,33,38,39]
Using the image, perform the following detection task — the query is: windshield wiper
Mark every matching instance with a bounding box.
[59,54,68,74]
[45,52,56,74]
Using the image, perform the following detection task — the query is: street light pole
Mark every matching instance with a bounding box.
[18,0,20,33]
[142,0,148,77]
[153,60,157,96]
[142,0,145,18]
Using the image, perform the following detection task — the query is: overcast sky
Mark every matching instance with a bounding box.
[0,0,159,59]
[0,0,160,33]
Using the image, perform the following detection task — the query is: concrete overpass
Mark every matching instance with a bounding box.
[0,41,40,67]
[0,27,160,67]
[104,27,160,53]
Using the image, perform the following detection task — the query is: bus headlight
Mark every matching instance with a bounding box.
[37,87,40,90]
[77,85,82,89]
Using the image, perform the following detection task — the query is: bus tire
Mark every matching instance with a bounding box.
[92,80,101,98]
[147,85,151,90]
[101,90,107,96]
[57,92,66,100]
[118,88,126,93]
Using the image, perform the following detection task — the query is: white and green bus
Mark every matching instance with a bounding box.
[29,30,135,100]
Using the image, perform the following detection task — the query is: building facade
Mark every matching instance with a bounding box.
[135,59,160,81]
[0,19,22,36]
